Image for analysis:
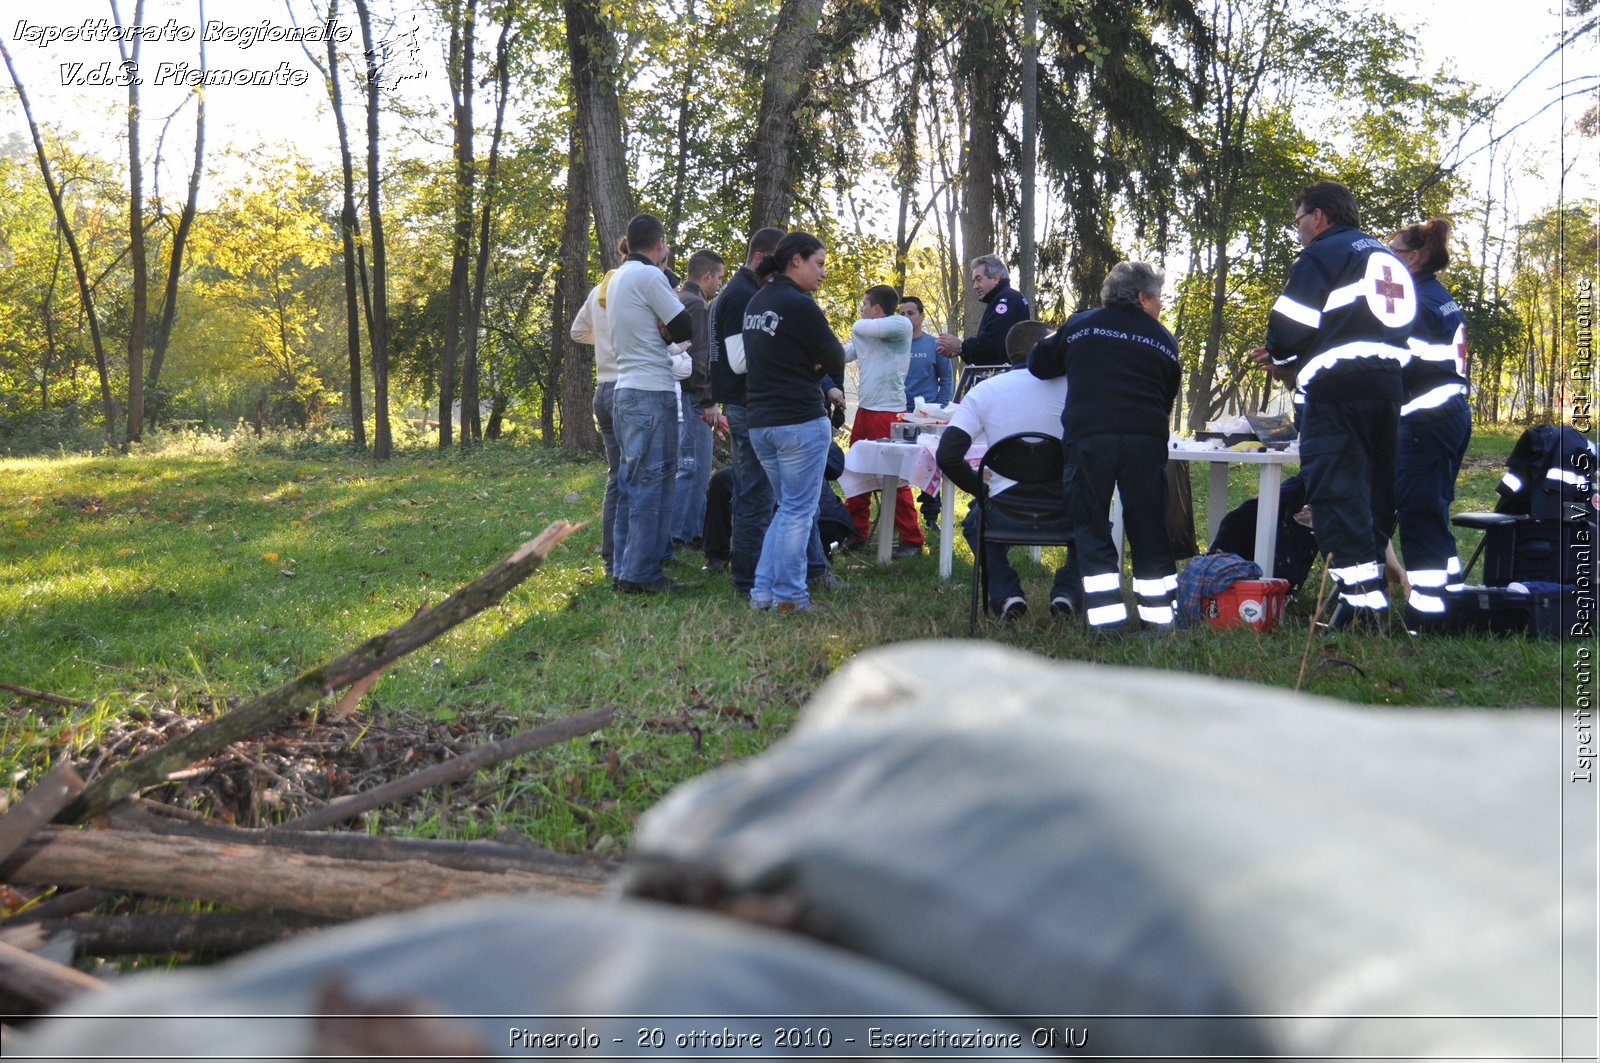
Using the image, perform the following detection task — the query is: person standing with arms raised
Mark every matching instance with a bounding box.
[742,232,846,613]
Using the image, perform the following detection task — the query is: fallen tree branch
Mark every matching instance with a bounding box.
[57,522,580,824]
[0,763,83,865]
[279,707,614,832]
[0,683,92,710]
[2,826,604,920]
[106,809,614,882]
[0,939,102,1017]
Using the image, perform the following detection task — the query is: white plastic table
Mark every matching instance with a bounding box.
[1112,444,1301,579]
[840,436,959,579]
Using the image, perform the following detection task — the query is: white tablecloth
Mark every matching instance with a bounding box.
[841,437,957,578]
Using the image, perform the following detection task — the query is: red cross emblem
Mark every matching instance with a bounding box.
[1374,266,1407,314]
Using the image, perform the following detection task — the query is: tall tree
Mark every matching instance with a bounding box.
[557,116,598,453]
[957,7,1000,332]
[438,0,477,449]
[749,0,828,230]
[293,0,364,447]
[111,0,148,442]
[565,0,631,266]
[1,34,118,445]
[145,0,207,407]
[353,0,393,458]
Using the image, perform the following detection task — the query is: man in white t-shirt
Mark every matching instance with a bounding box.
[935,320,1077,623]
[607,214,695,594]
[842,284,923,559]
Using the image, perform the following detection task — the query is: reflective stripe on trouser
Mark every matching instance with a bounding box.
[1300,396,1398,612]
[1064,433,1174,630]
[1082,571,1128,628]
[1406,567,1449,614]
[1396,394,1471,612]
[1134,574,1178,626]
[1330,560,1388,610]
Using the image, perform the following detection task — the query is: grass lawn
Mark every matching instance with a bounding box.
[0,425,1569,854]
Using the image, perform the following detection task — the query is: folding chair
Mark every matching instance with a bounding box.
[953,364,1010,402]
[969,432,1075,633]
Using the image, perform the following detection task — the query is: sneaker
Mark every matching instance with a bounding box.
[617,577,686,594]
[997,596,1028,624]
[774,600,811,614]
[1322,602,1385,636]
[702,558,729,574]
[809,570,846,591]
[1049,596,1078,621]
[749,596,773,611]
[891,543,924,560]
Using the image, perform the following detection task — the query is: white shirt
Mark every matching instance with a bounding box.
[608,259,685,392]
[946,367,1069,498]
[843,314,913,412]
[569,271,619,384]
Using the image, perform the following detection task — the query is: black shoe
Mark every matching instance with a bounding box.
[617,577,686,594]
[891,543,924,560]
[997,596,1028,624]
[1049,596,1079,622]
[703,558,729,574]
[1322,602,1384,635]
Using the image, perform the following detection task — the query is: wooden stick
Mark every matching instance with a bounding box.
[1296,552,1336,693]
[57,522,579,824]
[1,827,604,920]
[0,939,102,1017]
[1,887,111,924]
[0,764,83,866]
[0,683,92,710]
[278,706,614,832]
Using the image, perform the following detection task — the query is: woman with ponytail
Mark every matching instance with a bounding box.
[1388,218,1471,629]
[740,232,846,612]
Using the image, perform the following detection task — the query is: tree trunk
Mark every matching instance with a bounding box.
[3,828,604,921]
[558,117,600,454]
[565,0,632,263]
[664,0,698,251]
[114,0,148,443]
[1018,0,1038,304]
[146,0,206,400]
[748,0,827,230]
[354,0,392,458]
[439,0,477,450]
[462,6,514,448]
[318,0,365,447]
[1,35,117,446]
[959,13,998,333]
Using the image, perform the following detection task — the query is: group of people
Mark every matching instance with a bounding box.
[572,176,1470,634]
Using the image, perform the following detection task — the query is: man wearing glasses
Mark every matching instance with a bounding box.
[1251,180,1416,632]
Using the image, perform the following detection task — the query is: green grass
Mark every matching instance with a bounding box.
[0,425,1568,856]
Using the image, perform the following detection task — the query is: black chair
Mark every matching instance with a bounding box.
[953,364,1010,402]
[969,432,1075,633]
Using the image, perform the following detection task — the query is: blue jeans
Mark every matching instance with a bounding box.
[612,387,679,585]
[671,388,713,544]
[593,381,620,575]
[725,404,773,592]
[750,417,830,607]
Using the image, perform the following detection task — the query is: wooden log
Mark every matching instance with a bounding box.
[106,811,615,882]
[279,706,614,832]
[0,764,83,865]
[1,827,605,920]
[58,522,579,824]
[0,939,101,1017]
[1,887,110,924]
[35,910,333,960]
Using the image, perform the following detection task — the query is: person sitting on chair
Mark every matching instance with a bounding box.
[936,319,1078,623]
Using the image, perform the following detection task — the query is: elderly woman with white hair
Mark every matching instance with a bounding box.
[1026,262,1183,635]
